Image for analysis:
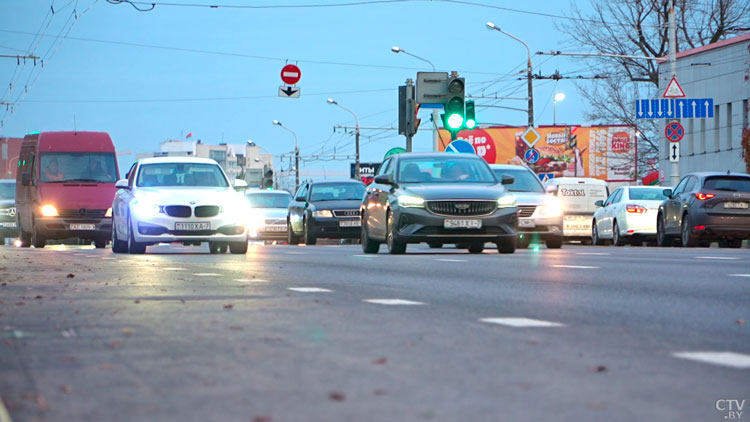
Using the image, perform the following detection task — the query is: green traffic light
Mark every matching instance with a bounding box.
[464,100,476,129]
[465,119,476,129]
[447,113,463,129]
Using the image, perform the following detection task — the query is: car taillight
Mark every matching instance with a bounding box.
[626,204,647,213]
[695,193,715,200]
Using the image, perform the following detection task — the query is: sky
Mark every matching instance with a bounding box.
[0,0,598,178]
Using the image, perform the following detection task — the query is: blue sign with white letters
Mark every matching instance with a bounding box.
[635,98,714,119]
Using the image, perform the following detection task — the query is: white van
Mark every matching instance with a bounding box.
[544,177,610,241]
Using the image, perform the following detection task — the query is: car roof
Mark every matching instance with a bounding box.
[687,171,750,179]
[546,177,608,185]
[393,152,485,161]
[309,179,364,185]
[138,156,219,165]
[489,164,532,171]
[246,190,291,195]
[0,179,14,184]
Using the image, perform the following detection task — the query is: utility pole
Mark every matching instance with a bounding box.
[327,99,360,179]
[669,0,679,187]
[272,120,300,190]
[486,23,534,127]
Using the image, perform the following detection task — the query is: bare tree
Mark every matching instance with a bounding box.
[559,0,750,177]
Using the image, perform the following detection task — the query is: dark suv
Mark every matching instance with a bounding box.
[287,180,366,245]
[657,172,750,248]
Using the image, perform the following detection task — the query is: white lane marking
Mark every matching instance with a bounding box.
[480,317,565,328]
[729,274,750,278]
[672,351,750,369]
[325,245,343,248]
[696,256,740,260]
[436,258,468,262]
[552,265,600,269]
[100,257,116,260]
[354,254,378,258]
[576,252,610,256]
[193,273,221,276]
[285,252,307,255]
[288,287,332,293]
[163,268,185,271]
[363,299,425,306]
[235,279,269,283]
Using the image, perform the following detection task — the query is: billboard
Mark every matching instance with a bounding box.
[437,126,637,182]
[350,162,381,185]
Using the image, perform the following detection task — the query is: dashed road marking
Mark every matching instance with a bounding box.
[363,299,425,306]
[552,265,600,269]
[576,252,610,256]
[480,317,565,328]
[696,256,740,260]
[354,254,378,258]
[285,252,307,255]
[163,268,185,271]
[0,393,12,422]
[672,351,750,369]
[101,257,116,260]
[236,279,269,283]
[436,258,468,262]
[193,273,221,276]
[288,287,332,293]
[729,274,750,278]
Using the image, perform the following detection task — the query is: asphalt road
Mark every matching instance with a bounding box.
[1,241,748,422]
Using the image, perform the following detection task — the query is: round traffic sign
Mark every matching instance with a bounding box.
[384,147,406,159]
[524,148,540,164]
[665,121,684,143]
[280,64,301,85]
[445,140,475,154]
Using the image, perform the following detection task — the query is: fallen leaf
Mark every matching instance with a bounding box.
[134,300,140,304]
[253,417,272,422]
[34,295,43,299]
[373,388,387,396]
[108,341,122,349]
[371,357,387,365]
[328,392,345,402]
[36,395,49,412]
[122,328,134,335]
[223,304,234,309]
[591,365,607,373]
[66,274,75,278]
[59,385,72,394]
[737,319,745,325]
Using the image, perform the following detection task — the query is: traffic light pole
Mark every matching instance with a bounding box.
[294,146,300,190]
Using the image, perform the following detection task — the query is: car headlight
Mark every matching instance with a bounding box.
[133,199,161,219]
[40,204,59,217]
[105,207,113,217]
[398,195,425,208]
[247,211,265,229]
[312,210,333,218]
[538,196,563,217]
[497,194,516,208]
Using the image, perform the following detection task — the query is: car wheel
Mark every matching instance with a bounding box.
[303,220,317,245]
[468,242,484,254]
[496,237,516,254]
[592,222,603,246]
[427,242,443,249]
[229,240,248,254]
[127,215,146,254]
[208,242,222,254]
[19,218,31,248]
[287,221,300,245]
[612,221,626,246]
[517,234,531,249]
[386,211,406,254]
[680,214,698,247]
[360,215,380,254]
[31,218,45,248]
[545,237,563,249]
[94,239,107,249]
[112,218,128,253]
[656,214,672,247]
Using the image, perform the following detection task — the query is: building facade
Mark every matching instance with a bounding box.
[0,137,23,180]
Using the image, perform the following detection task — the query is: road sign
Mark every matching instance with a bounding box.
[445,140,475,154]
[663,76,685,98]
[665,121,684,143]
[416,72,449,105]
[384,147,406,159]
[538,173,555,183]
[635,98,713,119]
[524,148,540,164]
[278,86,300,98]
[280,64,301,85]
[520,127,541,148]
[669,143,680,163]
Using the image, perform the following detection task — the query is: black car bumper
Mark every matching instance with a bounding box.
[0,218,19,237]
[36,217,112,240]
[690,211,750,239]
[392,206,518,243]
[308,218,361,239]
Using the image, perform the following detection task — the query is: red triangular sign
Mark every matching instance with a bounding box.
[662,76,686,98]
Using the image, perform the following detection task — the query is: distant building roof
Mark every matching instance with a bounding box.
[659,33,750,62]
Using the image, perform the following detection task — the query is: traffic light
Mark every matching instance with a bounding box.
[262,168,273,189]
[465,100,476,129]
[441,76,465,132]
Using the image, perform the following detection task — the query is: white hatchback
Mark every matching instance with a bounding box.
[591,186,670,246]
[112,157,249,254]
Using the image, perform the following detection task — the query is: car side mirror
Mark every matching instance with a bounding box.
[594,200,604,207]
[115,179,130,190]
[21,172,30,186]
[373,174,394,185]
[500,175,515,185]
[295,196,307,203]
[662,188,673,198]
[233,179,248,190]
[545,185,558,195]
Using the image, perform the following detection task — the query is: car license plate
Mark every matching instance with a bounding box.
[339,220,361,227]
[175,222,210,230]
[444,219,482,229]
[519,219,535,228]
[265,225,286,232]
[70,224,95,230]
[724,202,748,209]
[1,222,17,228]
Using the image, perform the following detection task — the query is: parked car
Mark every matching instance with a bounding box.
[15,131,120,248]
[112,157,249,254]
[657,172,750,248]
[245,190,292,242]
[544,177,609,243]
[490,164,563,249]
[592,186,670,246]
[287,180,365,245]
[0,179,19,244]
[361,152,518,254]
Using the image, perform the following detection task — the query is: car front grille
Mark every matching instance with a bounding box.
[59,209,107,219]
[332,209,360,218]
[165,205,191,217]
[426,201,497,216]
[0,207,16,217]
[517,206,536,218]
[265,218,285,225]
[194,205,220,218]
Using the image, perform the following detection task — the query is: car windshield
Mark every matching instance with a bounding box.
[703,176,750,193]
[136,163,229,187]
[246,192,292,208]
[309,183,365,201]
[628,187,669,200]
[0,183,14,199]
[493,168,544,193]
[40,152,118,183]
[397,157,496,184]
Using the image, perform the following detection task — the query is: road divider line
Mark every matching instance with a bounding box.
[288,287,332,293]
[363,299,425,306]
[193,273,221,276]
[285,252,307,255]
[480,317,565,328]
[576,252,610,256]
[354,254,378,258]
[435,258,468,262]
[696,256,740,260]
[728,274,750,278]
[552,265,600,269]
[672,351,750,369]
[0,394,12,422]
[236,279,269,283]
[163,268,185,271]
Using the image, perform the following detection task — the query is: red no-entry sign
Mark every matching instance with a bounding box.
[280,64,301,85]
[665,121,684,143]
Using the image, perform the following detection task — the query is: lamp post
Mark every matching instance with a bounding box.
[486,22,534,128]
[327,98,360,179]
[272,120,299,190]
[553,92,565,126]
[391,46,438,152]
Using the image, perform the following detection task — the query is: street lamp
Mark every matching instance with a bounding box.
[486,22,534,128]
[390,46,436,71]
[327,98,360,179]
[391,46,438,152]
[553,92,565,126]
[272,120,299,190]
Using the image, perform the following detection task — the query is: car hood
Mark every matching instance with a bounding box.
[309,199,361,210]
[136,187,242,206]
[39,182,116,210]
[401,183,506,201]
[0,199,14,208]
[506,191,550,206]
[249,207,288,219]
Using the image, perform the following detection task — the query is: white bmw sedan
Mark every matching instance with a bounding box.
[111,157,249,254]
[591,186,670,246]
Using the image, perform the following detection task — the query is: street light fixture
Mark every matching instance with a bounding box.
[272,120,300,190]
[486,22,534,128]
[327,98,360,179]
[553,92,565,126]
[391,45,438,152]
